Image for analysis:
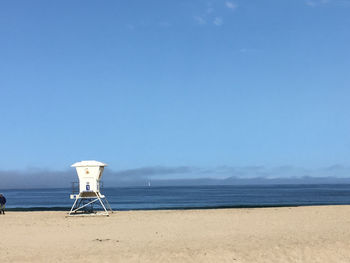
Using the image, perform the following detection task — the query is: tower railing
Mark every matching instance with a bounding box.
[71,182,79,195]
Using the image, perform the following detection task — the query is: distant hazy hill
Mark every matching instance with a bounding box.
[106,176,350,187]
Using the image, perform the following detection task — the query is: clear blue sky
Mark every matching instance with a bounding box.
[1,0,349,172]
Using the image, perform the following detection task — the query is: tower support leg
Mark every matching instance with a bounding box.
[68,192,112,216]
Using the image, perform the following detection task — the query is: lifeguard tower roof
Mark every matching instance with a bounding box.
[71,160,108,167]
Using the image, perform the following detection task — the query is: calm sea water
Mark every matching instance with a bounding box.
[1,184,350,211]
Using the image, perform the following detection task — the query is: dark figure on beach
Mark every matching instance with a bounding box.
[0,194,6,215]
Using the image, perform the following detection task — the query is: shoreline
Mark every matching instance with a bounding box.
[5,202,350,212]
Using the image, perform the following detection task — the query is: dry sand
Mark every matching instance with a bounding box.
[1,206,350,262]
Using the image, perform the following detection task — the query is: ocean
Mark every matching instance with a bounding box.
[1,184,350,211]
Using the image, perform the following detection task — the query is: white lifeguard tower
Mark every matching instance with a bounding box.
[69,160,112,216]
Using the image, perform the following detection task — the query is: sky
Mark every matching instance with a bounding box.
[1,0,350,185]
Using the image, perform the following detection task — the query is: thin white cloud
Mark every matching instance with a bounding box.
[213,17,223,26]
[194,1,236,27]
[194,16,207,25]
[226,1,238,10]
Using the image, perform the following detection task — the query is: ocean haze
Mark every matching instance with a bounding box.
[1,165,350,189]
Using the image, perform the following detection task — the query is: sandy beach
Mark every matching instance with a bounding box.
[1,206,350,262]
